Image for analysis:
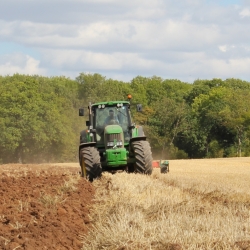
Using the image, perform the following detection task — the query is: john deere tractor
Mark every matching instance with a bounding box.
[78,95,153,181]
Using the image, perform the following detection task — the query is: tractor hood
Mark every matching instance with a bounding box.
[104,125,123,134]
[104,125,124,149]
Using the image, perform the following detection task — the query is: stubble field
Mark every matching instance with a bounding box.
[0,158,250,249]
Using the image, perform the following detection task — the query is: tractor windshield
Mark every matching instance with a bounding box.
[93,105,131,144]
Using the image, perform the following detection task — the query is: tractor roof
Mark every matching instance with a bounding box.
[92,101,130,107]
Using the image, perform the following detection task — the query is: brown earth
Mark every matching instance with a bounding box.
[0,164,94,250]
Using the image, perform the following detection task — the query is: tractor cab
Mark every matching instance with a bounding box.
[92,101,132,146]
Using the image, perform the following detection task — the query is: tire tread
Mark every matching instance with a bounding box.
[132,141,153,174]
[80,147,102,181]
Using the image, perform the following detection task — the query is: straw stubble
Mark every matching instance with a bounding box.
[82,157,250,250]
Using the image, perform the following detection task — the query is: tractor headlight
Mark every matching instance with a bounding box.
[107,141,114,147]
[107,140,122,147]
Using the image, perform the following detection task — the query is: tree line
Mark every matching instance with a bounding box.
[0,73,250,163]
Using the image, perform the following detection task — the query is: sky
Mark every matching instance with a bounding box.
[0,0,250,83]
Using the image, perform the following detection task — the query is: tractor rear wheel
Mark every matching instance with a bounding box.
[132,140,153,175]
[80,147,102,181]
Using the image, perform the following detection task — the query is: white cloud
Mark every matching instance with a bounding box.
[239,8,250,17]
[37,46,250,83]
[40,49,161,72]
[218,45,236,53]
[204,57,250,79]
[219,45,227,52]
[0,53,46,76]
[0,19,221,52]
[0,0,250,82]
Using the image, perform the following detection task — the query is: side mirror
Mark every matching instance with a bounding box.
[86,121,90,126]
[129,124,135,130]
[79,108,84,116]
[136,104,142,112]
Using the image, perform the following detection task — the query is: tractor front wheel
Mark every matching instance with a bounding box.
[132,140,153,175]
[80,147,102,181]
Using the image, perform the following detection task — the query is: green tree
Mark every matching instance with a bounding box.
[76,73,106,104]
[192,87,250,157]
[218,90,250,156]
[0,74,81,163]
[147,97,188,159]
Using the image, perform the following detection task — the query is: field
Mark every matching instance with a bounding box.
[0,164,94,250]
[0,158,250,249]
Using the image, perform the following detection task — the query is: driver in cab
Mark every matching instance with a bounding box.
[104,109,119,126]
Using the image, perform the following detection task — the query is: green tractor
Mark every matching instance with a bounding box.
[78,95,153,181]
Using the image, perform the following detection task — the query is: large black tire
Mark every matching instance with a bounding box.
[132,141,153,175]
[80,147,102,181]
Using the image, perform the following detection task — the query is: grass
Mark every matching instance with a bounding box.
[17,200,30,212]
[9,221,23,230]
[57,174,80,194]
[82,157,250,250]
[39,193,66,208]
[0,236,10,246]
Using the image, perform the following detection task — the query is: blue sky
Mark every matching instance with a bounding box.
[211,0,241,5]
[0,0,250,83]
[0,42,40,58]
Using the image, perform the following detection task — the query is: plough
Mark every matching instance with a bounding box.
[152,160,169,173]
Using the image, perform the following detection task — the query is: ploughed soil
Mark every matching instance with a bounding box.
[0,163,94,250]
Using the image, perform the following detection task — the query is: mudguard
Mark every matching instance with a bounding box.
[80,130,88,143]
[131,126,146,141]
